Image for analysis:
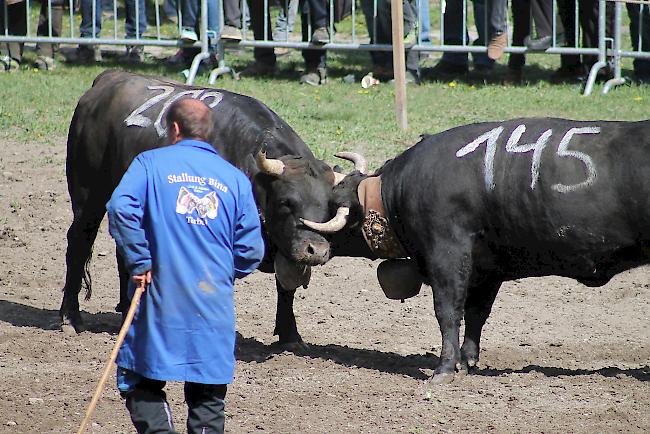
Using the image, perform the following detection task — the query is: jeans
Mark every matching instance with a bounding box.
[418,0,430,44]
[275,0,299,37]
[80,0,147,38]
[181,0,221,35]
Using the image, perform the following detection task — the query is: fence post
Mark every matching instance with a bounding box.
[583,0,608,95]
[391,0,408,131]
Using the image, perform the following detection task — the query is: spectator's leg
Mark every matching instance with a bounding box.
[80,0,102,38]
[185,383,227,434]
[418,0,431,44]
[224,0,242,28]
[181,0,199,32]
[163,0,179,20]
[439,0,470,67]
[243,0,276,71]
[117,369,177,434]
[472,0,494,68]
[580,0,613,70]
[508,0,529,73]
[36,1,63,68]
[307,0,329,43]
[0,1,26,65]
[300,3,327,84]
[124,0,147,38]
[360,0,388,71]
[627,3,650,80]
[404,0,421,78]
[531,0,553,39]
[557,0,581,70]
[486,0,508,60]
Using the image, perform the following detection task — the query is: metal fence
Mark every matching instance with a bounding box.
[1,0,649,92]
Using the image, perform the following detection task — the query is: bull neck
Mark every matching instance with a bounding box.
[175,139,219,155]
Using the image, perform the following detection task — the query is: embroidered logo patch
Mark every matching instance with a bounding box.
[176,186,218,219]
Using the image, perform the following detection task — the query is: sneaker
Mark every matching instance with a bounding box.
[166,49,190,68]
[300,67,327,86]
[180,27,198,43]
[311,27,330,44]
[524,35,552,51]
[487,32,507,60]
[121,45,145,63]
[0,56,19,72]
[239,61,276,77]
[220,25,241,41]
[34,55,56,71]
[68,45,102,63]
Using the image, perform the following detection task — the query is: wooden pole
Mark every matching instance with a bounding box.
[77,281,146,434]
[391,0,408,131]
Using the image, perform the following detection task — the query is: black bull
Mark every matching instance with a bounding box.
[325,118,650,383]
[60,70,353,343]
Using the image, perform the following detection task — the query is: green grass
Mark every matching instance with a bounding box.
[0,45,649,169]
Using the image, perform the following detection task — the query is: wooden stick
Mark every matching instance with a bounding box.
[391,0,408,131]
[77,280,146,434]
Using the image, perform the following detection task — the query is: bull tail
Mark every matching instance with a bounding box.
[82,246,93,300]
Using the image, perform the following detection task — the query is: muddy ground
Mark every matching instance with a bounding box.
[0,136,648,434]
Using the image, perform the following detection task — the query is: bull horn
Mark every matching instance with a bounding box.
[335,152,368,174]
[300,207,350,233]
[256,149,285,176]
[333,171,346,185]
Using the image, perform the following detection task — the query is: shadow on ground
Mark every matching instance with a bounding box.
[0,299,121,334]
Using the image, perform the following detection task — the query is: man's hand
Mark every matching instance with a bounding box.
[132,270,152,287]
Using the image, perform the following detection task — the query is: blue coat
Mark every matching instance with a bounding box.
[106,139,264,385]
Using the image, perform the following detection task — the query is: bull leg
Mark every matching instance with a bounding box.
[116,249,130,320]
[273,278,307,351]
[425,244,472,385]
[459,279,502,374]
[59,207,105,333]
[59,188,108,333]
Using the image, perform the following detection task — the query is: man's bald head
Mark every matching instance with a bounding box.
[166,98,214,143]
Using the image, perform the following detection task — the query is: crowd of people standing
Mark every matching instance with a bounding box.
[1,0,649,84]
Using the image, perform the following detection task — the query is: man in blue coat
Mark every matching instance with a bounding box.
[106,98,264,434]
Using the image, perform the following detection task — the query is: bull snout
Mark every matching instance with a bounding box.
[292,237,330,265]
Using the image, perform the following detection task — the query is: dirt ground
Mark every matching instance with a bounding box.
[0,135,648,434]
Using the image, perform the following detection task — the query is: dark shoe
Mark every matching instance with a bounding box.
[372,65,393,81]
[487,32,507,60]
[121,45,144,63]
[472,63,494,80]
[239,61,276,77]
[524,35,552,51]
[429,61,469,77]
[220,25,241,41]
[166,49,190,68]
[300,67,327,86]
[68,45,102,63]
[311,27,330,44]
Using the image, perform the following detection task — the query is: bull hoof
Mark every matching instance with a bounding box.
[429,372,455,385]
[60,313,85,334]
[276,340,310,353]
